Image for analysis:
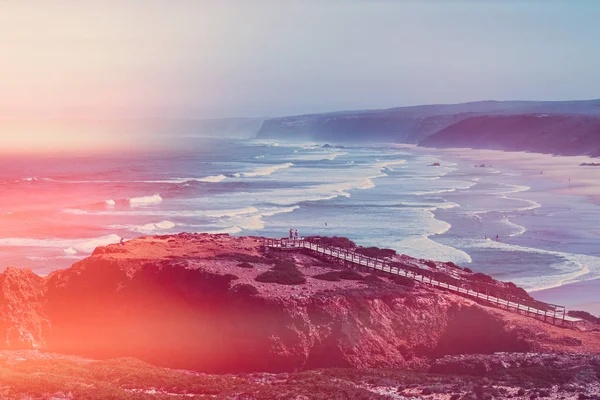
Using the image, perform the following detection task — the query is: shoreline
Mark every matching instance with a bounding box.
[411,145,600,316]
[418,146,600,207]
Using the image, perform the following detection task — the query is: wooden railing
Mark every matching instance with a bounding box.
[261,237,581,327]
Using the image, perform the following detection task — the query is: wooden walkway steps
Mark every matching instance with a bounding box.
[261,237,582,328]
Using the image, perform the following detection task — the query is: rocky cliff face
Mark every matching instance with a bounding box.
[257,112,465,143]
[0,234,597,373]
[420,114,600,157]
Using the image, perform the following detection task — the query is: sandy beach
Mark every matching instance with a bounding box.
[423,147,600,206]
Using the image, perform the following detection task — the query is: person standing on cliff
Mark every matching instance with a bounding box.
[289,228,293,240]
[294,229,298,240]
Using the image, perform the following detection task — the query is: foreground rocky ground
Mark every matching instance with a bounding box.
[0,350,598,399]
[0,233,599,398]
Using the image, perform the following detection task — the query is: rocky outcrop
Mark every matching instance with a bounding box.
[0,267,48,349]
[0,234,598,373]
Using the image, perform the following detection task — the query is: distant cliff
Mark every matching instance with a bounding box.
[258,112,466,143]
[256,99,600,143]
[420,114,600,157]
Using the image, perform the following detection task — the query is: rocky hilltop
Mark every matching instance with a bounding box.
[1,233,599,376]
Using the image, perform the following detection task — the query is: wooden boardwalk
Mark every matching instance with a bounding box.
[262,237,582,328]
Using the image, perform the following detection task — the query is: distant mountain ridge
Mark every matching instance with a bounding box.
[256,99,600,156]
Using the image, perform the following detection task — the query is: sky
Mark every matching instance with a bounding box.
[0,0,599,121]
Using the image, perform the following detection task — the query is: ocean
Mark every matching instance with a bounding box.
[1,137,599,312]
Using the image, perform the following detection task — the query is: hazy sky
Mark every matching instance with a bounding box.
[1,0,599,119]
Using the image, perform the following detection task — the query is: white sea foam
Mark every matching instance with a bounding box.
[392,236,472,264]
[241,163,294,177]
[291,152,348,161]
[501,217,527,237]
[325,152,348,160]
[398,201,460,211]
[205,207,258,218]
[201,205,299,235]
[63,247,78,255]
[62,208,88,215]
[75,234,123,253]
[451,238,600,291]
[0,234,122,254]
[396,176,442,181]
[105,199,116,207]
[129,194,163,207]
[134,220,176,234]
[197,175,227,183]
[413,180,477,196]
[500,184,541,212]
[414,188,458,196]
[466,184,541,217]
[133,175,227,184]
[260,205,300,217]
[376,159,407,172]
[265,175,380,206]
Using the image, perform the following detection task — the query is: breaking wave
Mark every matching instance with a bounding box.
[0,234,122,254]
[240,163,294,177]
[134,220,177,234]
[129,194,163,207]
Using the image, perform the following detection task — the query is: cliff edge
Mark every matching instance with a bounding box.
[0,233,598,373]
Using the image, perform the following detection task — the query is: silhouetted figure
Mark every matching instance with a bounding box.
[325,222,328,226]
[289,229,293,240]
[294,229,298,240]
[120,238,125,246]
[496,234,499,241]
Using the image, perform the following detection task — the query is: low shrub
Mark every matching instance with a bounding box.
[389,275,415,288]
[470,272,495,283]
[256,270,306,285]
[312,270,364,282]
[255,260,306,285]
[312,271,342,282]
[305,236,356,249]
[568,310,600,325]
[363,274,385,284]
[216,253,268,264]
[355,246,397,259]
[338,270,364,280]
[272,260,298,271]
[230,283,260,296]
